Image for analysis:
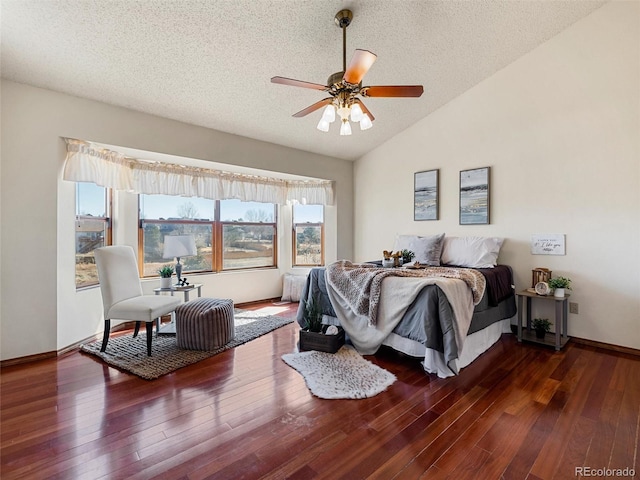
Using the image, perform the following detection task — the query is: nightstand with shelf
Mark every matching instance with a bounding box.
[516,290,570,351]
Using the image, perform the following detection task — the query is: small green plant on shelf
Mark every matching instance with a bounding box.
[548,276,571,290]
[401,249,415,264]
[157,265,174,278]
[303,298,323,333]
[532,318,552,338]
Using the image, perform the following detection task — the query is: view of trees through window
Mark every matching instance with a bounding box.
[220,199,276,269]
[75,183,110,287]
[141,196,214,277]
[140,195,276,276]
[74,188,326,287]
[293,204,323,266]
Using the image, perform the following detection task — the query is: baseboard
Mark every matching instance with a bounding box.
[0,351,58,367]
[1,321,139,367]
[236,297,284,308]
[5,316,633,367]
[571,336,640,357]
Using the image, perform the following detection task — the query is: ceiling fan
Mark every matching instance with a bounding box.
[271,9,424,135]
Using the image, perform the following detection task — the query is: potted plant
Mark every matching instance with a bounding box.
[532,318,552,339]
[158,265,174,288]
[299,298,344,353]
[401,249,415,264]
[548,276,571,298]
[303,298,323,333]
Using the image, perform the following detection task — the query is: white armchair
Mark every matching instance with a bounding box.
[95,245,181,356]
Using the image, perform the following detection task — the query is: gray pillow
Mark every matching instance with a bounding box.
[393,233,445,266]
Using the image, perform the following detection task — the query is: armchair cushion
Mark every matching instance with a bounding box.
[107,295,181,321]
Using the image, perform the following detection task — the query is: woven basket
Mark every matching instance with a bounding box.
[299,325,345,354]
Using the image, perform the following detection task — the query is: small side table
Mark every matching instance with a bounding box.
[153,284,202,334]
[516,290,570,351]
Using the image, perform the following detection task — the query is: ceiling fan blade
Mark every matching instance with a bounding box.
[343,49,377,85]
[292,98,334,118]
[271,76,328,91]
[354,98,375,122]
[361,85,424,97]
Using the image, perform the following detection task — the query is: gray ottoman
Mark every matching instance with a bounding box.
[176,298,235,351]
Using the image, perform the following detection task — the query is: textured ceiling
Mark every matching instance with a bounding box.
[1,0,606,161]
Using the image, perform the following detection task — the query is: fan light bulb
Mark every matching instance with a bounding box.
[359,114,373,131]
[350,103,364,122]
[316,118,330,132]
[321,105,336,123]
[340,120,352,136]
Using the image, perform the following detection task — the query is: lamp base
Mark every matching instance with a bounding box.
[175,258,183,284]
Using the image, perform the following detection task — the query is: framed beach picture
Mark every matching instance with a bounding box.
[459,167,490,225]
[414,169,439,221]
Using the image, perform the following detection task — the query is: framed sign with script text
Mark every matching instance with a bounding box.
[531,234,566,255]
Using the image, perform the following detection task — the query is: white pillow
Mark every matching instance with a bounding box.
[441,236,504,268]
[393,233,445,266]
[281,273,307,302]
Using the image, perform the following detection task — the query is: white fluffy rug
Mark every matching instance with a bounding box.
[282,345,396,399]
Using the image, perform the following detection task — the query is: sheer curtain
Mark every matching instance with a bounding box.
[63,138,335,205]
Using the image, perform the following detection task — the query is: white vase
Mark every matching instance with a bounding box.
[161,277,172,289]
[554,288,565,298]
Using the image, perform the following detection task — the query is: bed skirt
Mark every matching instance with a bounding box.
[382,318,512,378]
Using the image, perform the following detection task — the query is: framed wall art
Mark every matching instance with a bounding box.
[459,167,490,225]
[414,169,439,221]
[531,234,566,255]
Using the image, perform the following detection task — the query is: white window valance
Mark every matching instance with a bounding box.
[62,138,335,205]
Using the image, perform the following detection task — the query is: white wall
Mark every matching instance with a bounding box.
[354,2,639,349]
[0,81,353,360]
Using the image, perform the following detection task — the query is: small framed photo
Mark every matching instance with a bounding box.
[460,167,490,225]
[414,169,439,221]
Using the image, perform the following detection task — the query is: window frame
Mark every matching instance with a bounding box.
[138,196,278,276]
[75,185,112,289]
[217,199,278,271]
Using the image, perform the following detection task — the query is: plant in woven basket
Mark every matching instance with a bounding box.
[303,298,323,333]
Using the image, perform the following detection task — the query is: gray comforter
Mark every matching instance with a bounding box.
[297,266,516,361]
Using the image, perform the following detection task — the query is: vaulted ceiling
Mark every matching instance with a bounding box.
[1,0,606,161]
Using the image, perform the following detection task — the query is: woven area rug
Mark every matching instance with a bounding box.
[282,345,396,399]
[81,309,293,380]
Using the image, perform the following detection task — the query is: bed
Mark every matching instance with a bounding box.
[296,239,517,378]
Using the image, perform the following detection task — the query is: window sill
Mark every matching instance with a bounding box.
[76,284,100,292]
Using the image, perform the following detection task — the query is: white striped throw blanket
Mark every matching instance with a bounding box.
[325,260,486,327]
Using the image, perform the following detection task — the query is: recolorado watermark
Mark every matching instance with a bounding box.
[575,466,636,477]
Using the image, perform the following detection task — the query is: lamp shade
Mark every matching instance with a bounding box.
[340,121,352,136]
[321,105,336,123]
[350,103,364,122]
[316,118,330,132]
[163,235,197,259]
[359,114,373,130]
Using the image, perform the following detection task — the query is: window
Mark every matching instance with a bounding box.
[139,196,277,276]
[293,204,324,266]
[139,195,215,277]
[75,183,111,288]
[220,199,277,270]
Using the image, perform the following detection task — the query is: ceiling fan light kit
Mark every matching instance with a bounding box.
[271,9,423,136]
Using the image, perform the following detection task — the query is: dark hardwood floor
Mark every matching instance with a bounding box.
[1,301,639,479]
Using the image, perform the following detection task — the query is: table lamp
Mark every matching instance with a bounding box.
[162,235,197,285]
